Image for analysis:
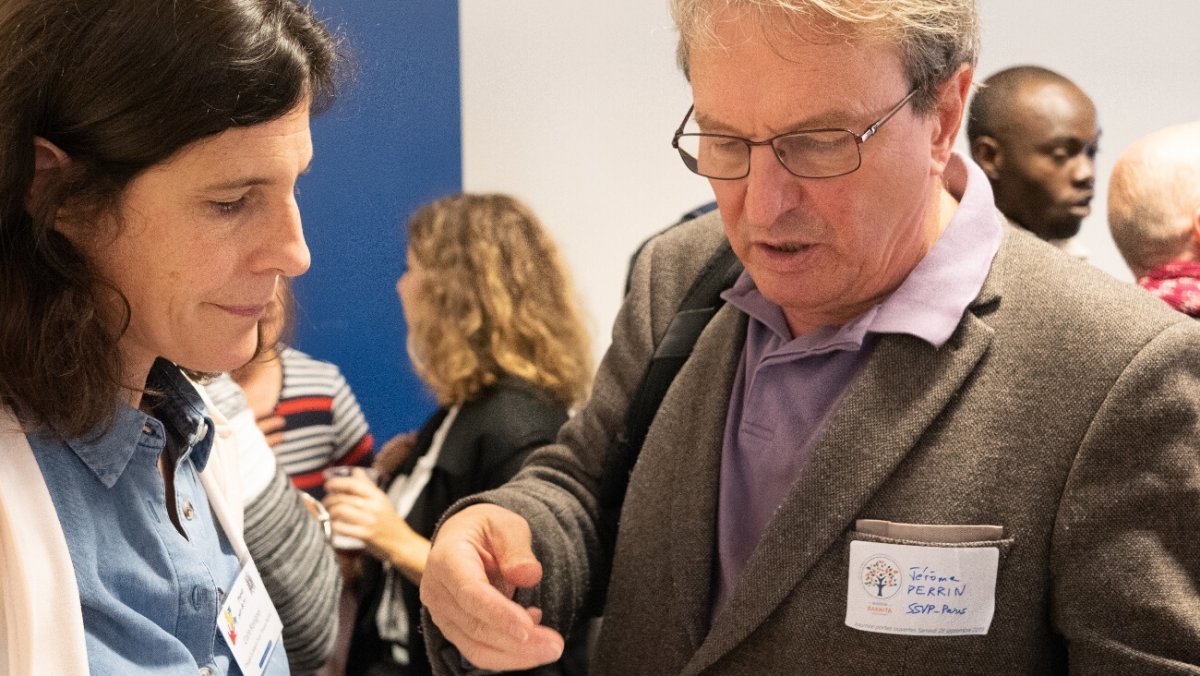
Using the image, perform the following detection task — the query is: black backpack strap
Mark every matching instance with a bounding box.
[587,240,743,615]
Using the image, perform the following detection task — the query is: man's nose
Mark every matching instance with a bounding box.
[741,145,804,226]
[1072,155,1096,187]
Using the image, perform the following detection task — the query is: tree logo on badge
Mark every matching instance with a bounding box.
[862,556,902,599]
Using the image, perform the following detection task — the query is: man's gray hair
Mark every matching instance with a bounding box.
[669,0,980,114]
[1108,121,1200,277]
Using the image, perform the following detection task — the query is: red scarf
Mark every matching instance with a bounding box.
[1138,261,1200,317]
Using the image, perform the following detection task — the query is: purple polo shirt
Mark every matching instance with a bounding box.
[712,154,1002,617]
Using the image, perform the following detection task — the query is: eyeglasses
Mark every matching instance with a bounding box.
[671,88,919,180]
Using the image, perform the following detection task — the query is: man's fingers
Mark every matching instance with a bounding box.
[433,606,564,672]
[423,569,563,670]
[421,505,561,669]
[525,606,543,625]
[426,541,536,640]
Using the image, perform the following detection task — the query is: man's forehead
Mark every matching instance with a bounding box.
[686,17,908,136]
[1016,81,1095,124]
[691,102,868,136]
[999,81,1097,143]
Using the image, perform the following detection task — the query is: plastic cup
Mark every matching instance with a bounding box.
[323,466,380,550]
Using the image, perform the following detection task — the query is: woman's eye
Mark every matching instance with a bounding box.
[211,197,247,216]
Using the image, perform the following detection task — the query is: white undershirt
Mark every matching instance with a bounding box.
[377,405,461,664]
[386,405,460,518]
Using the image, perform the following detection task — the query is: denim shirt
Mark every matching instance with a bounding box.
[28,360,289,676]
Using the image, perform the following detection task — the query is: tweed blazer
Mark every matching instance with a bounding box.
[426,212,1200,675]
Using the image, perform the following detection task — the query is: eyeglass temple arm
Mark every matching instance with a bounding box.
[671,105,695,147]
[858,88,918,143]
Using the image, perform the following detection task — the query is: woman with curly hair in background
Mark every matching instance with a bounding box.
[323,193,593,676]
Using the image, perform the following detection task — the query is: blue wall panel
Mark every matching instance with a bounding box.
[293,0,460,440]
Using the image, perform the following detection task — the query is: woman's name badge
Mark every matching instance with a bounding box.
[845,540,998,636]
[218,560,283,676]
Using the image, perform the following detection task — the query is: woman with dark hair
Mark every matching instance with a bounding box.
[323,194,593,676]
[0,1,340,673]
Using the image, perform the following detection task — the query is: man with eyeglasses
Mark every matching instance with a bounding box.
[419,1,1200,674]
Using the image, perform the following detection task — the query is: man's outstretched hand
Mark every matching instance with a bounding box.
[420,504,565,670]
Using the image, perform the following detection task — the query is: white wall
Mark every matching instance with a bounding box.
[462,1,1200,359]
[460,0,709,360]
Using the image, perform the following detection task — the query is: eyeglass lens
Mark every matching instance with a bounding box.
[675,130,862,179]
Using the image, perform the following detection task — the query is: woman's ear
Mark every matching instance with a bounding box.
[27,136,70,206]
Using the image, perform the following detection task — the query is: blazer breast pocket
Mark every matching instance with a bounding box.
[842,519,1015,648]
[849,518,1015,556]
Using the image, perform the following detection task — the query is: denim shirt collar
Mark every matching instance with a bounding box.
[63,359,214,488]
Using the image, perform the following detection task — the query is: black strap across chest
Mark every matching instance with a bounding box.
[588,240,743,615]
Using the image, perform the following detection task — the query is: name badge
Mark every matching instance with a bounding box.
[219,560,284,676]
[845,540,998,636]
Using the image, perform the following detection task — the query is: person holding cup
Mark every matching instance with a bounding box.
[323,194,592,676]
[321,465,381,551]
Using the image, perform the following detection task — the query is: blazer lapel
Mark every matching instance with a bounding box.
[684,305,997,674]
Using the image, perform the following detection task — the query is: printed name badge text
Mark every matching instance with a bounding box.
[218,560,284,676]
[845,540,999,636]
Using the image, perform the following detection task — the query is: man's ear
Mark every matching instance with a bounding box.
[971,135,1003,181]
[27,136,71,216]
[928,63,973,175]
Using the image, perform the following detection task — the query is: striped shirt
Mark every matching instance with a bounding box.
[206,347,374,498]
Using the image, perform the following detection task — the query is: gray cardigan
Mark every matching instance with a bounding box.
[244,465,340,675]
[426,213,1200,675]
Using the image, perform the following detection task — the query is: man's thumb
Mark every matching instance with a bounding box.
[485,512,543,589]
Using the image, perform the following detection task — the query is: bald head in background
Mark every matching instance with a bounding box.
[1109,121,1200,286]
[968,66,1099,241]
